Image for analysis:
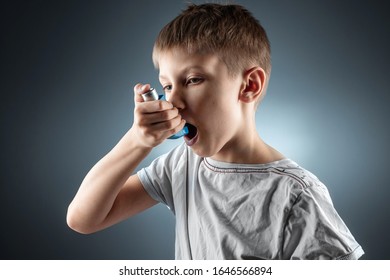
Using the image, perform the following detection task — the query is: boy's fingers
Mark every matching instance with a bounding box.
[138,107,179,125]
[150,115,185,134]
[136,100,174,113]
[133,83,150,103]
[133,83,173,111]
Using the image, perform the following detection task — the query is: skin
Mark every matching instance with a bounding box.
[66,47,283,234]
[158,48,283,163]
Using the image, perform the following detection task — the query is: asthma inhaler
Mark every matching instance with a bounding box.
[141,87,189,139]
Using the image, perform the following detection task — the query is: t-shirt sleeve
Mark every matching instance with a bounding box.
[137,144,187,213]
[282,183,364,259]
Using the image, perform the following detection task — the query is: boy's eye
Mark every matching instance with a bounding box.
[163,85,172,92]
[186,77,203,85]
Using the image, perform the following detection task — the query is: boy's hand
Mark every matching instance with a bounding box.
[131,83,186,148]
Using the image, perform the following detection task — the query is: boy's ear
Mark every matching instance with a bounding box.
[239,67,266,103]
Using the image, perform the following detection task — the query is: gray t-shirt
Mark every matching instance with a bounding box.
[137,143,364,259]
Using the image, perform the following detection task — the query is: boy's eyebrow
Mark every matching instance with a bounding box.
[159,66,208,80]
[158,74,168,80]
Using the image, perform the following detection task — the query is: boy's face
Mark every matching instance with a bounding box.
[158,48,249,159]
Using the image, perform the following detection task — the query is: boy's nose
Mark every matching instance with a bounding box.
[167,88,185,110]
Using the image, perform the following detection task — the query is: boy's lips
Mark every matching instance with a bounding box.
[184,123,198,146]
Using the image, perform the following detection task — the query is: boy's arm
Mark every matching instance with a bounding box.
[66,84,185,234]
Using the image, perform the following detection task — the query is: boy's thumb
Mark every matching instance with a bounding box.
[133,83,150,103]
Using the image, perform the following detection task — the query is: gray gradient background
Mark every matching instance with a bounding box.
[1,0,389,259]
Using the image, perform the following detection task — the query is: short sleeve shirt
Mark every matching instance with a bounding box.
[137,143,364,259]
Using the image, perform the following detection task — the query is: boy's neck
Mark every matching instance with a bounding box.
[210,127,284,165]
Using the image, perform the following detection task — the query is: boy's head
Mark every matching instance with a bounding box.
[153,3,271,83]
[152,3,273,161]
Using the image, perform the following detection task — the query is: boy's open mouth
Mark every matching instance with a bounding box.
[184,123,198,146]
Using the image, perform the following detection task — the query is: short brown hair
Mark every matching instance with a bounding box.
[152,3,271,78]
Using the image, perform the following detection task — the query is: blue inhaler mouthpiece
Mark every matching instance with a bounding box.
[141,88,189,139]
[168,124,189,139]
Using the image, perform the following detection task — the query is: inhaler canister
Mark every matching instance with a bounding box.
[141,88,159,102]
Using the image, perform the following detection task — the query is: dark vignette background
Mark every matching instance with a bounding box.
[1,0,389,259]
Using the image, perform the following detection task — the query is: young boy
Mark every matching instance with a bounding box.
[67,3,364,259]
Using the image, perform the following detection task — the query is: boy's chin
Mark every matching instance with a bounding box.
[189,143,220,159]
[190,147,213,158]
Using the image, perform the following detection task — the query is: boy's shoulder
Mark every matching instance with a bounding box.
[199,150,323,189]
[267,159,326,191]
[161,143,328,195]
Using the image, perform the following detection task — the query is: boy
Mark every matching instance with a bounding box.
[67,3,364,259]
